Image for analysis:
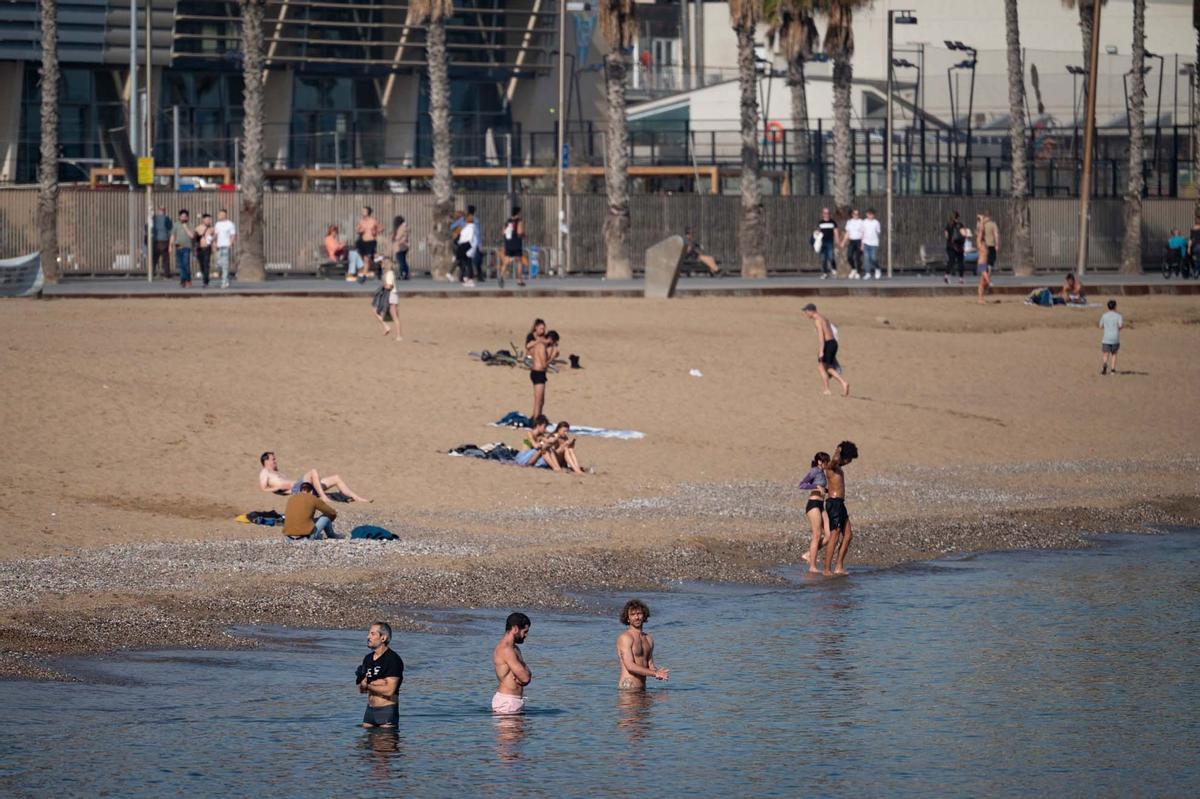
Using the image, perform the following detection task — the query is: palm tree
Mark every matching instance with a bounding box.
[412,0,455,279]
[819,0,868,276]
[238,0,267,282]
[1193,21,1199,217]
[730,0,766,278]
[1062,1,1108,100]
[598,1,636,279]
[38,0,59,283]
[1119,0,1146,273]
[1003,0,1033,275]
[766,0,819,194]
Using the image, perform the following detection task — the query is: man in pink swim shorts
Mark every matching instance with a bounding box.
[491,612,532,714]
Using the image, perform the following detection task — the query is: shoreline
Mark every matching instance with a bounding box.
[3,487,1197,682]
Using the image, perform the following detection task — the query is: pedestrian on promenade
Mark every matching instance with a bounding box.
[151,206,173,279]
[816,207,838,278]
[213,208,236,288]
[1099,299,1123,375]
[843,208,864,278]
[391,215,410,280]
[173,209,194,287]
[356,206,381,280]
[944,211,965,284]
[861,208,882,280]
[469,205,484,284]
[194,213,214,287]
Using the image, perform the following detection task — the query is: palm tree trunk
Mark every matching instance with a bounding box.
[787,58,811,195]
[427,18,454,279]
[38,0,60,283]
[1194,27,1200,218]
[1120,0,1146,273]
[736,25,765,278]
[1079,2,1094,102]
[238,0,267,282]
[831,56,853,276]
[1004,0,1034,275]
[603,52,632,279]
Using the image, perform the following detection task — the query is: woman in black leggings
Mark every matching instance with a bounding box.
[943,211,964,283]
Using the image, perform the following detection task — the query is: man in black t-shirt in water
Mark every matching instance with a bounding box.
[357,621,403,727]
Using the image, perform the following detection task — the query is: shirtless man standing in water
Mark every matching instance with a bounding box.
[616,599,668,690]
[823,440,859,576]
[492,612,532,714]
[802,303,850,397]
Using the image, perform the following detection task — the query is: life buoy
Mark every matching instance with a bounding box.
[765,120,785,143]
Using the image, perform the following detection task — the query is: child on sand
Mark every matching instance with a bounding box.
[1099,299,1123,375]
[823,441,858,576]
[798,451,831,573]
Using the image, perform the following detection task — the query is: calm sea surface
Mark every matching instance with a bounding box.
[1,530,1197,798]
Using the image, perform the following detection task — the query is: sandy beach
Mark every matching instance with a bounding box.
[2,293,1198,678]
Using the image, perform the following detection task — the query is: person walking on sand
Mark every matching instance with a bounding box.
[801,303,849,396]
[358,621,403,728]
[283,481,341,540]
[372,267,402,340]
[823,441,858,576]
[1099,299,1124,375]
[492,612,532,714]
[616,599,668,690]
[798,451,831,573]
[258,451,370,503]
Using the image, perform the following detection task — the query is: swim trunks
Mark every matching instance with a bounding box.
[826,497,849,532]
[805,499,825,514]
[529,369,547,385]
[492,692,526,715]
[363,702,399,727]
[819,339,840,369]
[358,239,377,259]
[1101,342,1120,354]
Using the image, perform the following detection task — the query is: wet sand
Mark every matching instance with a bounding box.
[1,294,1198,678]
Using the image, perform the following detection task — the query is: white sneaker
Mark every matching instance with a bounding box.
[874,269,882,280]
[221,281,230,288]
[820,273,829,280]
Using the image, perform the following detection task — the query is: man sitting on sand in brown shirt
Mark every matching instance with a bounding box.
[283,482,341,539]
[258,451,370,503]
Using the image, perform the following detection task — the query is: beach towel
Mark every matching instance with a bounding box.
[490,411,644,439]
[236,510,285,526]
[449,442,522,461]
[350,525,399,541]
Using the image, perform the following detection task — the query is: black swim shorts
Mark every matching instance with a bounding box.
[530,369,547,385]
[820,339,840,369]
[504,242,524,258]
[825,498,849,532]
[805,499,825,514]
[363,703,399,727]
[359,239,377,258]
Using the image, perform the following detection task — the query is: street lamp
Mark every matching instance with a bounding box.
[886,9,917,279]
[1067,65,1087,132]
[946,40,977,195]
[1145,50,1166,192]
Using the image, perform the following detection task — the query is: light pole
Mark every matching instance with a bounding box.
[945,40,976,194]
[555,0,566,277]
[892,57,919,196]
[886,10,917,278]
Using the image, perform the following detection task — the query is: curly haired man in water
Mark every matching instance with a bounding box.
[616,599,669,690]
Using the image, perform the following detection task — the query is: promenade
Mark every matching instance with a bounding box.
[37,271,1200,299]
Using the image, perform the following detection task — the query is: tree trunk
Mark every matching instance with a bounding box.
[1194,27,1200,218]
[736,25,765,278]
[1004,0,1034,275]
[1079,2,1094,102]
[831,56,853,277]
[603,52,632,279]
[38,0,59,283]
[427,19,454,279]
[238,0,267,282]
[788,58,811,195]
[1120,0,1146,273]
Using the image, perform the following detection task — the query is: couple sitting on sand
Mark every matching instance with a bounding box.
[797,441,858,576]
[258,451,370,540]
[516,415,585,474]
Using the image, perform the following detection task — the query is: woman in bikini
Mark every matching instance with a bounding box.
[798,451,831,574]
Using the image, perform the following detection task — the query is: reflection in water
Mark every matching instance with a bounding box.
[493,712,528,763]
[616,688,668,745]
[356,728,403,781]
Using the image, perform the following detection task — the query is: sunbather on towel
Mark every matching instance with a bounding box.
[549,421,585,474]
[258,451,370,502]
[515,416,562,471]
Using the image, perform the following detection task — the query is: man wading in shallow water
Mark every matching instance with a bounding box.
[616,599,668,690]
[358,622,403,727]
[492,613,532,714]
[823,441,859,576]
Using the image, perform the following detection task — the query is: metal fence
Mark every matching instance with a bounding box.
[3,189,1197,275]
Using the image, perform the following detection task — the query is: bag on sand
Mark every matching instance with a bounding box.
[350,525,399,541]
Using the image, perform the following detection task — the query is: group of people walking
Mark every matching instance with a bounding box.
[943,209,1001,303]
[814,206,883,280]
[150,206,237,288]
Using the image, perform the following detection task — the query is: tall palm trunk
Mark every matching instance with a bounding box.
[238,0,267,281]
[787,58,811,193]
[830,57,853,275]
[1078,2,1095,101]
[736,23,766,277]
[602,51,632,278]
[1004,0,1033,275]
[1194,28,1200,217]
[1120,0,1146,273]
[38,0,60,283]
[426,16,454,279]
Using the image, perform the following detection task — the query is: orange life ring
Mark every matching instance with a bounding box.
[765,120,785,143]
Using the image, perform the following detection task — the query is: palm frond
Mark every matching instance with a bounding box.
[598,0,637,49]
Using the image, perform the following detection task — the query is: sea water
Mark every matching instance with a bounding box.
[1,530,1197,798]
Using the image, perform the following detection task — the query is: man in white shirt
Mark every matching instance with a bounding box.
[842,208,865,278]
[861,208,882,280]
[455,211,478,287]
[213,209,237,288]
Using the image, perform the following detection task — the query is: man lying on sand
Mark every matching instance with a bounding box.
[258,451,370,503]
[616,599,668,690]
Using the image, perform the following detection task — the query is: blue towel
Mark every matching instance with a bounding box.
[350,525,398,541]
